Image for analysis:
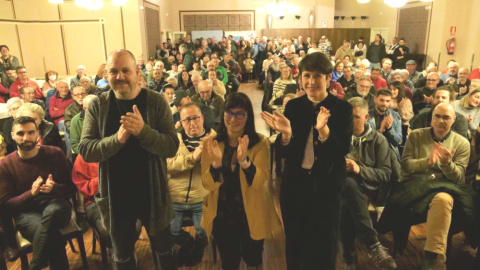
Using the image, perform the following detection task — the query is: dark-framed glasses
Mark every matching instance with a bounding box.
[224,111,247,120]
[181,116,203,124]
[73,92,88,97]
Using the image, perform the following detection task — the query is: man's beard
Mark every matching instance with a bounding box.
[358,91,369,98]
[377,106,387,113]
[17,141,36,151]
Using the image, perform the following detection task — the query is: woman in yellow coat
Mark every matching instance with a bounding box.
[201,92,282,270]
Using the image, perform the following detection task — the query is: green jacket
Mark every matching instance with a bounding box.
[70,111,84,154]
[78,88,179,235]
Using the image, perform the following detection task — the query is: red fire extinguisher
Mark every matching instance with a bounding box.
[446,38,456,55]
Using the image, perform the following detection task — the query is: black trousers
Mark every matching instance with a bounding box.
[280,170,343,270]
[110,206,173,264]
[14,198,71,270]
[212,216,264,270]
[340,177,379,264]
[85,202,112,248]
[228,75,240,92]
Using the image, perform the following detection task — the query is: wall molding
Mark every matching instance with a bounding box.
[179,10,255,33]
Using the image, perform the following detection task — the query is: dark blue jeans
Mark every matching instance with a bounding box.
[14,197,71,270]
[170,202,204,236]
[340,177,379,264]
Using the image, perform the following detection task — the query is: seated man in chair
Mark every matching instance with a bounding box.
[0,116,76,269]
[342,97,397,270]
[167,102,216,266]
[379,103,471,270]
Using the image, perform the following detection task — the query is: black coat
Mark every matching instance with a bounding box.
[377,177,480,253]
[275,93,353,269]
[276,93,353,196]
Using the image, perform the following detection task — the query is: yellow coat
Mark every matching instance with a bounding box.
[200,134,282,241]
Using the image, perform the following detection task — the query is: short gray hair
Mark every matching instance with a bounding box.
[6,97,24,110]
[16,103,45,120]
[348,97,369,113]
[390,70,404,79]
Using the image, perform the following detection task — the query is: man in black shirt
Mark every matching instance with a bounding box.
[79,49,179,269]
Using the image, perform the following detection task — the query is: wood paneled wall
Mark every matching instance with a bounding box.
[262,28,371,54]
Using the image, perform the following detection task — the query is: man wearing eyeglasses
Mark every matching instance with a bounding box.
[20,86,46,111]
[9,66,42,99]
[173,89,215,131]
[64,86,87,133]
[167,102,215,266]
[344,76,375,111]
[378,102,470,269]
[412,86,468,138]
[192,80,225,124]
[79,76,97,94]
[412,72,441,114]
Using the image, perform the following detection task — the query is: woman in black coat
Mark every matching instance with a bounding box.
[262,52,353,270]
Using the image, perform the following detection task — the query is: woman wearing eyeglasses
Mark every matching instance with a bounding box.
[201,92,282,270]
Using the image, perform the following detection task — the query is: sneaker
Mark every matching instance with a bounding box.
[368,242,397,269]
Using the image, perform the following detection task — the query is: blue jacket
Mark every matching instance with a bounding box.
[368,108,402,158]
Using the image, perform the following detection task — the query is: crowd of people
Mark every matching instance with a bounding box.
[1,32,480,270]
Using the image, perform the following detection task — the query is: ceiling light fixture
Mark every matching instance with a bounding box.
[84,0,104,11]
[384,0,408,8]
[256,0,300,18]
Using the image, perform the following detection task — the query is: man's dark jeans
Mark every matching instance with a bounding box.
[110,207,174,267]
[14,197,71,270]
[228,75,240,93]
[340,177,379,264]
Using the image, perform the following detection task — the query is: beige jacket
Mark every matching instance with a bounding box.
[167,129,216,204]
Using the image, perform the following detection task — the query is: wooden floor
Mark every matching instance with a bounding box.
[6,82,479,269]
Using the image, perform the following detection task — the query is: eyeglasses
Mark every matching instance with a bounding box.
[73,92,88,97]
[181,116,203,124]
[426,79,438,82]
[224,111,247,120]
[433,114,453,121]
[24,92,35,96]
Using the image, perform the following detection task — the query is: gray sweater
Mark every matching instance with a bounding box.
[78,88,179,235]
[453,100,480,133]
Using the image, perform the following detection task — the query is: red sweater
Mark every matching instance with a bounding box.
[370,77,388,90]
[0,84,7,103]
[9,78,42,99]
[469,68,480,80]
[49,92,74,125]
[328,81,346,99]
[72,155,99,207]
[0,145,75,213]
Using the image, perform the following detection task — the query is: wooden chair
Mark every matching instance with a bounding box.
[91,226,109,270]
[4,217,89,270]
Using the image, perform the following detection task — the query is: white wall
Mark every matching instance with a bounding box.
[334,0,398,43]
[426,0,480,71]
[0,0,147,78]
[156,0,334,37]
